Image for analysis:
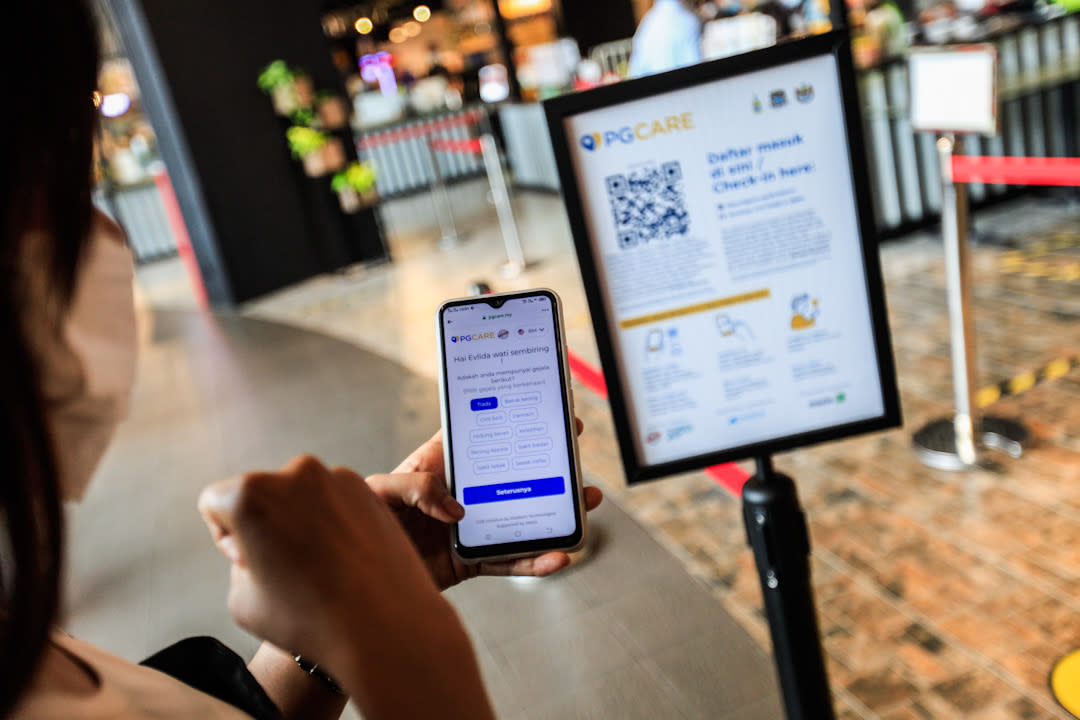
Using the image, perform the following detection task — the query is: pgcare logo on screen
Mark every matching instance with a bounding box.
[449,332,496,344]
[580,112,695,151]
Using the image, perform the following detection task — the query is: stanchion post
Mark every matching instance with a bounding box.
[742,455,835,719]
[939,134,979,466]
[424,137,460,248]
[912,137,1030,468]
[479,133,527,277]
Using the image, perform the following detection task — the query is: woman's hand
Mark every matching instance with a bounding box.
[370,423,602,591]
[198,455,495,720]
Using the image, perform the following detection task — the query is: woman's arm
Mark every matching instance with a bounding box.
[198,455,496,720]
[247,643,347,720]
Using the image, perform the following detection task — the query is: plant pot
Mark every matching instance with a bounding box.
[337,187,361,213]
[271,84,299,116]
[318,96,349,129]
[294,76,315,108]
[321,138,346,174]
[302,151,327,177]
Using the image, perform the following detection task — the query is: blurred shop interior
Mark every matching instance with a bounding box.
[91,0,1080,306]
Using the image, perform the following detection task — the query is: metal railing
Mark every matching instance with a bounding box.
[95,181,178,264]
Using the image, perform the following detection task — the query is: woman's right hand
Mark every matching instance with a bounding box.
[197,455,495,720]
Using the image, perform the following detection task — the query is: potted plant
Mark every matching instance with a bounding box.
[258,60,298,115]
[316,91,350,130]
[331,161,377,213]
[320,134,346,174]
[287,126,329,176]
[258,60,316,117]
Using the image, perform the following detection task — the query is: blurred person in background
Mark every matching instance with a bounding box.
[1,3,601,720]
[629,0,704,76]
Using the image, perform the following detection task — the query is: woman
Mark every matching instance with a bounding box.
[2,3,600,718]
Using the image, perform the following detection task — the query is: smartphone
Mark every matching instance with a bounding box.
[436,289,586,563]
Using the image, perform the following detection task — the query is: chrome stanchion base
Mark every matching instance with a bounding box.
[913,416,1030,470]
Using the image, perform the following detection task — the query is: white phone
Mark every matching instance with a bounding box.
[436,289,587,562]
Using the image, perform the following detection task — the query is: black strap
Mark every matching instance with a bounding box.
[140,637,284,720]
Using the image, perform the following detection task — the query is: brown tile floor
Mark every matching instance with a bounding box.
[233,187,1080,718]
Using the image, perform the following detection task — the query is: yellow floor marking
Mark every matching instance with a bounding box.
[1052,649,1080,718]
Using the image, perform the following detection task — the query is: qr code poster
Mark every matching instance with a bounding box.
[605,161,690,250]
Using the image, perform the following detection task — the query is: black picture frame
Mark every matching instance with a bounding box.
[543,31,901,484]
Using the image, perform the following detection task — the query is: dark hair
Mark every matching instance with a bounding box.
[0,1,101,714]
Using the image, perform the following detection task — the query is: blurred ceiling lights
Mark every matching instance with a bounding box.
[388,26,408,43]
[355,16,374,33]
[413,5,431,21]
[100,92,132,118]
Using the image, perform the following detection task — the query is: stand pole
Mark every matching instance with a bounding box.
[742,456,835,720]
[912,135,1029,469]
[424,138,460,249]
[479,133,526,278]
[940,135,980,466]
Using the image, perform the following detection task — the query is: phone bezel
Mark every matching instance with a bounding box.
[436,288,586,562]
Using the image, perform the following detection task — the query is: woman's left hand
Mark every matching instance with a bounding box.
[368,423,602,591]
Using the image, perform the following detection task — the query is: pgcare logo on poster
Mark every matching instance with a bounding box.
[579,112,696,151]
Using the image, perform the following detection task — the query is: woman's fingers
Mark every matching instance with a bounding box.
[366,472,464,523]
[583,486,602,512]
[393,430,444,475]
[198,473,250,566]
[477,552,572,578]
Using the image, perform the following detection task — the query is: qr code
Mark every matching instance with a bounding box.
[606,161,689,249]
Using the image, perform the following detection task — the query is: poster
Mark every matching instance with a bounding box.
[562,53,887,467]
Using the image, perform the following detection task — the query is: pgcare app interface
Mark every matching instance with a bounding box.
[442,294,577,548]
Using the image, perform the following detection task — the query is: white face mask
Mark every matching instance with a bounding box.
[32,212,138,501]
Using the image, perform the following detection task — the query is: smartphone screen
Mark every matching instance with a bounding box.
[438,290,583,559]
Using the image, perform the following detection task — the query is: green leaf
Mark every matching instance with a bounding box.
[257,60,295,92]
[286,126,328,157]
[292,106,316,126]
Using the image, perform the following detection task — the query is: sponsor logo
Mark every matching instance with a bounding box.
[770,90,787,108]
[497,329,509,339]
[796,84,814,103]
[646,431,663,445]
[667,424,693,441]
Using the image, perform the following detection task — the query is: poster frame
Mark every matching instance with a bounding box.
[544,31,901,484]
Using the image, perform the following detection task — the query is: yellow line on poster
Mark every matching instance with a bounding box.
[619,289,771,330]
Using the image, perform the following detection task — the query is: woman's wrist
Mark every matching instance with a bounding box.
[248,643,349,720]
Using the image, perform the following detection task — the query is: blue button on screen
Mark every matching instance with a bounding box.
[471,397,498,411]
[463,476,565,505]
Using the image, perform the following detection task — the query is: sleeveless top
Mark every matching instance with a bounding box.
[13,633,270,720]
